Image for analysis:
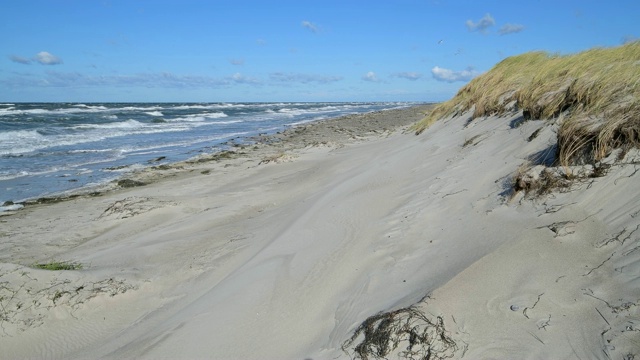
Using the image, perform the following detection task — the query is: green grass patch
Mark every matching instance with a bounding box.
[413,41,640,166]
[33,261,83,271]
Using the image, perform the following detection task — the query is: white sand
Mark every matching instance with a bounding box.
[1,107,638,359]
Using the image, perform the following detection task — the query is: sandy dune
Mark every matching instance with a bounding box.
[1,105,638,359]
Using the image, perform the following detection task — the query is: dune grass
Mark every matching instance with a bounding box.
[413,42,640,166]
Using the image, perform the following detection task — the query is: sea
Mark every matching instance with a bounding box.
[0,102,414,209]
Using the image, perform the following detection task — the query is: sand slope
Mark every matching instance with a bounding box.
[1,106,639,359]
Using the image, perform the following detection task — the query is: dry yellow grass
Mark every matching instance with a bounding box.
[413,42,640,166]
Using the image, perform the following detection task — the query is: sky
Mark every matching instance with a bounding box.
[1,0,638,103]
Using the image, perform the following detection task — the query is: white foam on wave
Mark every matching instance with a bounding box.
[145,111,164,117]
[0,105,178,117]
[115,106,163,111]
[0,130,46,155]
[67,148,119,154]
[276,108,324,117]
[0,164,70,180]
[167,112,227,122]
[0,170,30,181]
[0,204,24,212]
[202,112,228,119]
[72,119,145,130]
[169,115,207,123]
[209,119,243,125]
[73,104,109,110]
[0,106,107,116]
[170,104,238,110]
[0,119,194,155]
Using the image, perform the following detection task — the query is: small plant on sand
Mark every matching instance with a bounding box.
[32,261,83,271]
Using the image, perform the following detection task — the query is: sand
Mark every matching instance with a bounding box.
[1,105,639,359]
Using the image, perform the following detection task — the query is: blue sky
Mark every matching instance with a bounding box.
[1,0,638,102]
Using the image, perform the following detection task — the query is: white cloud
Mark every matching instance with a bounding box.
[229,58,245,66]
[9,55,32,64]
[431,66,479,83]
[229,72,261,85]
[269,72,343,84]
[362,71,379,82]
[392,72,422,81]
[301,20,319,33]
[466,13,495,33]
[499,23,525,35]
[33,51,63,65]
[2,70,346,89]
[1,70,262,88]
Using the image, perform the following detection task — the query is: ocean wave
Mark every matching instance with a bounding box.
[0,119,205,155]
[0,107,102,116]
[0,204,24,212]
[71,119,145,130]
[115,131,247,155]
[0,130,46,154]
[73,104,109,110]
[202,112,228,118]
[170,104,235,110]
[145,111,164,117]
[0,165,70,181]
[168,115,206,123]
[115,106,163,111]
[167,112,227,122]
[0,105,167,117]
[67,148,121,154]
[0,170,30,181]
[209,119,243,125]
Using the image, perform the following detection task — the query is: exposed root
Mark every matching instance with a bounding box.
[513,161,610,198]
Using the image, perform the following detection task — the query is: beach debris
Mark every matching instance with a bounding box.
[148,156,166,163]
[117,179,147,188]
[546,221,577,238]
[98,196,171,220]
[522,293,544,319]
[343,306,460,360]
[513,163,608,198]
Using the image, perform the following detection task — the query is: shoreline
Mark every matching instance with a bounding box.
[0,104,432,214]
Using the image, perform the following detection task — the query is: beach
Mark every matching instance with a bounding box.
[1,103,639,359]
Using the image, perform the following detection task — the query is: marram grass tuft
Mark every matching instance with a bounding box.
[413,42,640,166]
